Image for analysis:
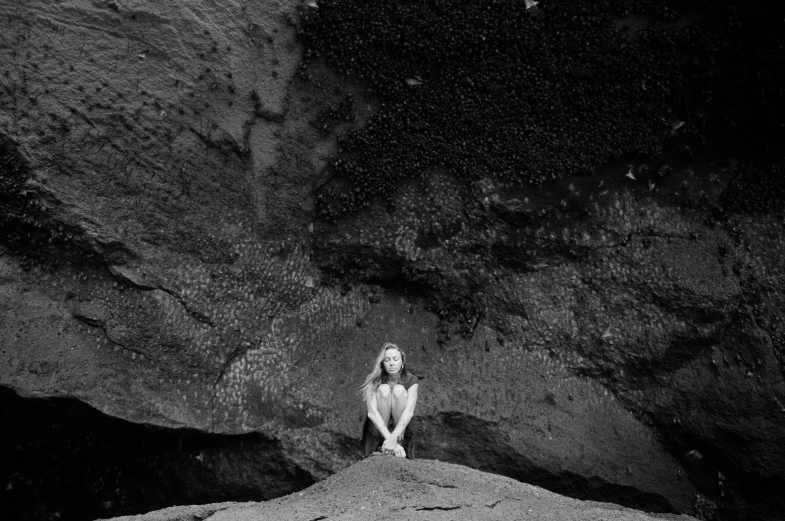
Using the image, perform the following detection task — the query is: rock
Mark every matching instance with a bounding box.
[101,457,697,521]
[1,1,784,521]
[101,504,240,521]
[67,299,109,327]
[684,450,703,462]
[108,265,157,290]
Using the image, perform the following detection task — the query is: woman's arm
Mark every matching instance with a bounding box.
[367,389,394,440]
[389,383,418,440]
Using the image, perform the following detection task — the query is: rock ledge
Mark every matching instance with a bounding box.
[104,457,696,521]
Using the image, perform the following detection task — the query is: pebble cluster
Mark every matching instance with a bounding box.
[298,0,785,217]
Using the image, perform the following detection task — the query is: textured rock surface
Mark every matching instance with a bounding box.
[103,457,696,521]
[1,1,785,521]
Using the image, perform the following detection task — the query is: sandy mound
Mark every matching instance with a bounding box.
[105,457,695,521]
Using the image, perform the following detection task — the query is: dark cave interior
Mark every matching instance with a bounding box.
[0,387,315,521]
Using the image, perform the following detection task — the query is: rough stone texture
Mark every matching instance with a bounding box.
[103,502,239,521]
[102,457,697,521]
[1,2,785,521]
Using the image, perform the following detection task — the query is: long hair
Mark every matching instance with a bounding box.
[360,342,408,405]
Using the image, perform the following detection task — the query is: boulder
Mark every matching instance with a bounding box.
[102,456,697,521]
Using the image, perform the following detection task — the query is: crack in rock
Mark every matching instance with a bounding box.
[108,264,157,290]
[422,481,457,489]
[157,286,215,326]
[486,496,522,509]
[103,325,154,362]
[212,347,243,388]
[200,504,249,521]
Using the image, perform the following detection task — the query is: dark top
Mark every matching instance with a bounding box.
[360,372,420,460]
[382,372,419,390]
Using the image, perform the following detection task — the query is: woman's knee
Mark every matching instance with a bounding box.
[377,384,392,398]
[392,384,407,400]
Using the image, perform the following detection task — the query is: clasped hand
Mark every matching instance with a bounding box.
[382,435,406,457]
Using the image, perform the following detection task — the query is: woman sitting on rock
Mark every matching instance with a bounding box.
[359,342,419,459]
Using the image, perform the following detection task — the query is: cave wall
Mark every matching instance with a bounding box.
[1,1,785,520]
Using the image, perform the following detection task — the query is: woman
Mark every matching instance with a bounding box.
[359,342,419,459]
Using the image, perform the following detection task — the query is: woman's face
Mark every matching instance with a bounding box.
[382,348,403,376]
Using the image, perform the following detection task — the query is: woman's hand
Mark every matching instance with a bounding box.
[381,435,399,454]
[393,444,406,458]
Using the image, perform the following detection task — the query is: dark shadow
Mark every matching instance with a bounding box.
[0,386,315,521]
[416,412,676,514]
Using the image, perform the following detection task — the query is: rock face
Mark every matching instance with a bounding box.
[1,1,784,521]
[104,457,696,521]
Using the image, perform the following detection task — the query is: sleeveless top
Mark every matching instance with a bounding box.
[360,373,420,459]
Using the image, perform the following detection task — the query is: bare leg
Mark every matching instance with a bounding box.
[376,384,392,430]
[391,384,408,436]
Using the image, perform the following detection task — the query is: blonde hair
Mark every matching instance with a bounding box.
[360,342,408,405]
